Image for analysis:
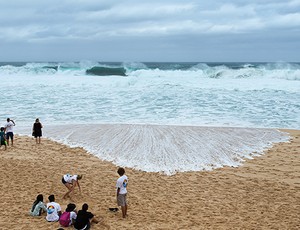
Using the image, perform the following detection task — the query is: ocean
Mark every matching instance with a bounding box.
[1,61,299,174]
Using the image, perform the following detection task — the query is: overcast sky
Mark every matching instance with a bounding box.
[1,0,300,62]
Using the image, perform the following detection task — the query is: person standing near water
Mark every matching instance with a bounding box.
[32,118,43,144]
[4,118,15,146]
[116,167,128,218]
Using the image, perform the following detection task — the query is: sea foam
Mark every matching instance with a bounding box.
[19,124,290,175]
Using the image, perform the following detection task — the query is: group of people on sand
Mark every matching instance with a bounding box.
[30,168,128,229]
[0,117,43,150]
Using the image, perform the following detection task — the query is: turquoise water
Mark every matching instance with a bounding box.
[1,61,299,129]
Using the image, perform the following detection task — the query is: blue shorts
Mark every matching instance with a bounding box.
[6,132,14,140]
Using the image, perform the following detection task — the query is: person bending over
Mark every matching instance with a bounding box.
[62,174,82,199]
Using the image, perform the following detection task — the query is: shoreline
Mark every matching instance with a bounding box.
[0,128,299,229]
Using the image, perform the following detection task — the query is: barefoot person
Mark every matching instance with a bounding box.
[116,167,128,218]
[4,118,15,146]
[62,174,82,199]
[32,118,43,144]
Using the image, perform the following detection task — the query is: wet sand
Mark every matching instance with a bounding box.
[0,129,299,229]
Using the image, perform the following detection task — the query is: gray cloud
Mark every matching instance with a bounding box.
[0,0,299,61]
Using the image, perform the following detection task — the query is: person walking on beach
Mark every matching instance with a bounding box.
[0,127,7,150]
[62,174,82,199]
[4,118,15,146]
[46,194,61,222]
[32,118,43,144]
[116,167,128,218]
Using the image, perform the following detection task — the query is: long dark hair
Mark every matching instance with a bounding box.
[66,203,76,212]
[31,194,43,212]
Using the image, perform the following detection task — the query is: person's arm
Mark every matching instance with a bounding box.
[11,120,15,125]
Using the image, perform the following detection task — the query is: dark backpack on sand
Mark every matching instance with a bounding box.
[59,211,71,227]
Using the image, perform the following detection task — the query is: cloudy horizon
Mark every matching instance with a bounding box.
[1,0,300,62]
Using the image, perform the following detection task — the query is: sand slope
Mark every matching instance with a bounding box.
[0,129,299,229]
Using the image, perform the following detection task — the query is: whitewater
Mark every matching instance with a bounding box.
[1,61,299,174]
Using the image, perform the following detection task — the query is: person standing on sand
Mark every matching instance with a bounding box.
[62,174,82,199]
[116,167,128,218]
[4,118,15,146]
[32,118,43,144]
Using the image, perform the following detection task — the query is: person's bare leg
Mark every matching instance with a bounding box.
[121,206,126,218]
[63,184,73,199]
[38,137,41,144]
[11,138,13,146]
[125,204,127,217]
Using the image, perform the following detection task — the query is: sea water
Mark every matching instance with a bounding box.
[1,61,299,174]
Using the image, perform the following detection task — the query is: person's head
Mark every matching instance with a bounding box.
[0,127,4,132]
[48,194,55,202]
[7,118,10,122]
[35,118,39,123]
[82,203,89,211]
[66,203,76,212]
[77,174,83,180]
[117,167,125,176]
[36,194,43,202]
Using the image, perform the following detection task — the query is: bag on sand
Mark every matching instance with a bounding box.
[59,211,71,227]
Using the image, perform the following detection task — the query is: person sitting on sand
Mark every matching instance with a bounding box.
[59,203,77,227]
[46,194,62,222]
[116,167,128,218]
[73,203,99,230]
[29,194,47,216]
[62,174,82,199]
[0,127,7,150]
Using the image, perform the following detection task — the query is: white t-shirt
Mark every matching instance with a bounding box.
[5,121,15,133]
[63,174,77,183]
[69,211,77,226]
[116,175,128,194]
[46,201,61,222]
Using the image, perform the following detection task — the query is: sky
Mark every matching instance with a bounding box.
[0,0,300,62]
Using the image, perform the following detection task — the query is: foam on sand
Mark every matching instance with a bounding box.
[31,124,289,175]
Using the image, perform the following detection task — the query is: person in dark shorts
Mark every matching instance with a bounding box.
[74,203,100,230]
[62,174,82,199]
[32,118,43,144]
[4,118,15,146]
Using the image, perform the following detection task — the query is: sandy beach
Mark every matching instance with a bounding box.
[0,128,299,230]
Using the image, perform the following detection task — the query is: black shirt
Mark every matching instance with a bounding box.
[74,210,94,229]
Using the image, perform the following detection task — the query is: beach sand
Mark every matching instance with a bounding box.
[0,129,299,230]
